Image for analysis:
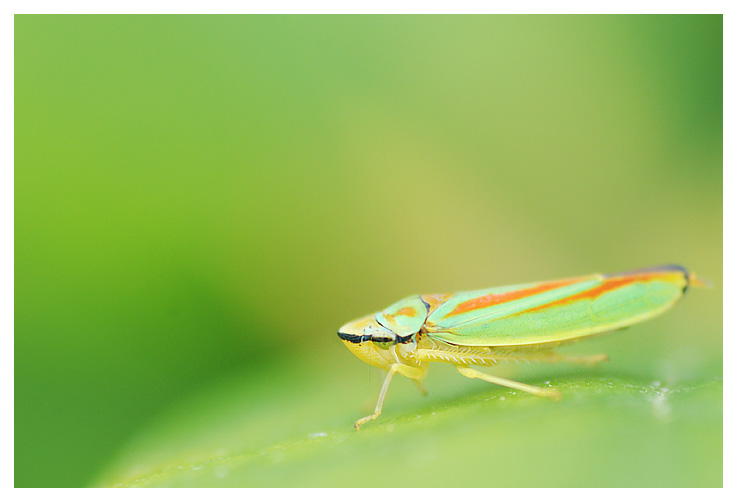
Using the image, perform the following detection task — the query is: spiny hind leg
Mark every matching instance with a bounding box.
[456,366,562,400]
[537,352,609,366]
[354,364,399,430]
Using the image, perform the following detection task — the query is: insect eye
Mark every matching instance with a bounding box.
[371,336,395,350]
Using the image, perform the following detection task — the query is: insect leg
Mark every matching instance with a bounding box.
[522,351,609,366]
[412,378,428,396]
[456,366,562,400]
[354,364,399,430]
[553,353,609,366]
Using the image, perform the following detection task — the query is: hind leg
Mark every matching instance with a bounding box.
[538,352,609,366]
[456,366,562,400]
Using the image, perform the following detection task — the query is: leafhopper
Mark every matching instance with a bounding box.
[338,265,707,429]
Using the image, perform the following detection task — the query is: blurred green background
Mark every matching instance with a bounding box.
[15,15,722,487]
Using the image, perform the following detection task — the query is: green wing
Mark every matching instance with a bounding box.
[424,266,690,346]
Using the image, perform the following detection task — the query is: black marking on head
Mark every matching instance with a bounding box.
[338,331,372,344]
[339,329,414,345]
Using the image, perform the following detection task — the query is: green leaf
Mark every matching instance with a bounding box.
[94,363,722,488]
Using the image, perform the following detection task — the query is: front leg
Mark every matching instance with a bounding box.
[354,364,399,430]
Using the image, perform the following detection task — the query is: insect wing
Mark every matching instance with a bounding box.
[425,266,690,346]
[427,277,597,329]
[376,296,428,338]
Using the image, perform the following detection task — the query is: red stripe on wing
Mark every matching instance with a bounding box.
[524,270,682,314]
[445,277,585,318]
